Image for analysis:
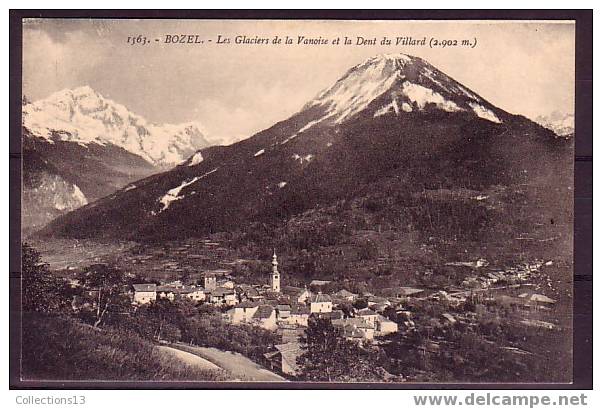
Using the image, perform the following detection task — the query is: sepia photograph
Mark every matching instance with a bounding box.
[10,11,590,388]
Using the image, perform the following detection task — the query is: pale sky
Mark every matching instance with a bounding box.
[23,19,575,144]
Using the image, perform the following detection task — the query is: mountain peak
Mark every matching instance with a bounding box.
[23,87,211,167]
[360,52,416,65]
[301,53,502,127]
[46,85,103,104]
[71,85,97,95]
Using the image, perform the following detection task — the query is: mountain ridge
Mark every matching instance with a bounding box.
[39,54,572,249]
[534,111,574,137]
[23,85,211,167]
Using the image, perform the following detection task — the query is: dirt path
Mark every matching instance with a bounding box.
[157,345,222,371]
[173,343,287,382]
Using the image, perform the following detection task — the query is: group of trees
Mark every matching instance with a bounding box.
[21,243,72,314]
[296,318,394,382]
[22,314,226,381]
[21,243,280,368]
[20,243,231,381]
[22,244,129,328]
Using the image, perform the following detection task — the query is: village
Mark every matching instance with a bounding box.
[125,250,562,378]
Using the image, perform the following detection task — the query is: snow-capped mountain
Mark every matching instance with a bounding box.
[42,53,571,242]
[304,54,502,125]
[21,86,217,233]
[23,86,211,167]
[534,112,574,137]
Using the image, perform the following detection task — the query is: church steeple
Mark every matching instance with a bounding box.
[271,250,281,292]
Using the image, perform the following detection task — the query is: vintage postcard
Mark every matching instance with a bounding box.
[16,16,577,385]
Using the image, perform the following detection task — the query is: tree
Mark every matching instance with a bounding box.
[352,297,368,310]
[297,317,386,382]
[21,243,70,313]
[77,263,127,327]
[144,299,184,342]
[357,239,379,261]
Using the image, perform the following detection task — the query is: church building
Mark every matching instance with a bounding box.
[271,250,281,292]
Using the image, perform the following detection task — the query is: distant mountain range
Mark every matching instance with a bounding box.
[534,112,574,137]
[22,86,212,234]
[23,86,211,166]
[41,53,573,263]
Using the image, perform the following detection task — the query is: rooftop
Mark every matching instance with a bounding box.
[309,280,332,286]
[133,283,157,292]
[253,305,275,320]
[311,293,332,303]
[290,304,310,315]
[235,301,260,309]
[335,289,356,297]
[211,287,235,296]
[397,287,425,296]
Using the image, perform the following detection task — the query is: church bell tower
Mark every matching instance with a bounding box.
[271,250,281,292]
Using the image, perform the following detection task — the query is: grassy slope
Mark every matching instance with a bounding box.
[21,314,227,381]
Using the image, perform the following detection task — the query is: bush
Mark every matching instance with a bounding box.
[180,312,279,362]
[357,240,379,261]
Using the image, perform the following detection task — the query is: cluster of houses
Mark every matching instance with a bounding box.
[129,253,559,377]
[224,288,398,337]
[458,260,550,289]
[132,272,237,306]
[131,252,400,339]
[131,252,402,375]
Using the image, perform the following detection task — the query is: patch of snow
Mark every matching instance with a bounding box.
[254,149,265,157]
[298,119,322,133]
[71,184,87,205]
[291,153,314,164]
[278,181,287,188]
[158,177,200,212]
[374,99,400,117]
[156,167,218,213]
[469,102,502,123]
[401,102,413,112]
[124,184,136,192]
[54,183,87,211]
[472,195,489,201]
[422,68,450,92]
[281,118,325,145]
[280,134,297,145]
[188,151,204,166]
[401,81,462,112]
[326,142,333,147]
[455,85,480,100]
